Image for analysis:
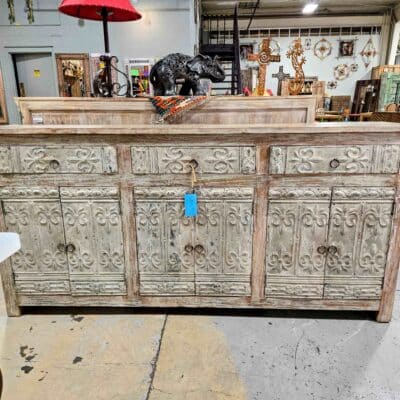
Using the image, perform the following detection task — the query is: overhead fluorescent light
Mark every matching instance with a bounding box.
[302,3,318,14]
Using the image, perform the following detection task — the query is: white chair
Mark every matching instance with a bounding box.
[0,233,21,263]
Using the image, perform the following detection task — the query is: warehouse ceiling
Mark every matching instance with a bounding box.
[201,0,398,17]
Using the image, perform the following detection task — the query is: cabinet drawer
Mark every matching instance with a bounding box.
[270,145,400,174]
[0,145,117,174]
[131,146,256,174]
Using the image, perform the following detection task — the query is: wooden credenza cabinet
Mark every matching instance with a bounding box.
[0,124,399,322]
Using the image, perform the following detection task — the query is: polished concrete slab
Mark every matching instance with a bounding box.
[0,282,399,400]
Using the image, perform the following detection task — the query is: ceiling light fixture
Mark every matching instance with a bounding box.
[302,2,318,14]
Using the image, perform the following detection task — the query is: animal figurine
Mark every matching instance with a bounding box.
[150,53,225,96]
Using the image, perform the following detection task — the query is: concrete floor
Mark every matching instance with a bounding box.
[0,283,399,400]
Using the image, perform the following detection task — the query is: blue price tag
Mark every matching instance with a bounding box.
[184,193,198,217]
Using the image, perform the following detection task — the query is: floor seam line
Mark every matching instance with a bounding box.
[145,313,168,400]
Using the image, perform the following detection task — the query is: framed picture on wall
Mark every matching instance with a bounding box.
[55,53,91,97]
[0,68,8,124]
[338,39,356,58]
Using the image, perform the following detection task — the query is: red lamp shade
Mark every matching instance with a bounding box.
[58,0,142,22]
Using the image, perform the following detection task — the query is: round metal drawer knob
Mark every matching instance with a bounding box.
[184,244,194,253]
[66,244,76,253]
[194,244,205,254]
[317,246,327,255]
[189,159,199,169]
[57,243,66,252]
[329,159,340,169]
[50,159,60,169]
[328,246,338,255]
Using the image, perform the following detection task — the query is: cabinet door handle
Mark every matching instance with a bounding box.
[184,244,194,253]
[328,246,338,255]
[49,159,60,169]
[57,243,66,252]
[194,244,205,255]
[66,244,76,253]
[317,246,327,255]
[329,159,340,169]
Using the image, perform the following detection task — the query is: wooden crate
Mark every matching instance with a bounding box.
[372,65,400,80]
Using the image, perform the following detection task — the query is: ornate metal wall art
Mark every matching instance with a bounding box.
[304,38,312,51]
[360,38,377,68]
[286,38,306,96]
[314,38,332,61]
[334,64,350,81]
[327,81,338,90]
[350,63,359,72]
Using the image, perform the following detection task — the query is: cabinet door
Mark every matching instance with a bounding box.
[265,187,331,298]
[194,188,254,296]
[0,187,70,295]
[134,187,195,296]
[60,187,126,296]
[324,187,395,299]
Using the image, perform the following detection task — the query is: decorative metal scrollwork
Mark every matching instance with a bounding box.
[93,55,132,98]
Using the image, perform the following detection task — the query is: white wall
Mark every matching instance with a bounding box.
[241,34,381,98]
[0,0,196,123]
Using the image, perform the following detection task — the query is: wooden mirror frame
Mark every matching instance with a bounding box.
[55,53,91,97]
[0,68,8,124]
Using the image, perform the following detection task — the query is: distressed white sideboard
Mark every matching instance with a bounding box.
[0,123,399,322]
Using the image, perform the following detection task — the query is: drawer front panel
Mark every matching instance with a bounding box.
[270,145,400,174]
[15,280,70,295]
[70,280,127,296]
[0,146,117,174]
[132,146,256,174]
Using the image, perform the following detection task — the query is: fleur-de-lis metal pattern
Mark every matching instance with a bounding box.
[131,146,256,174]
[42,250,68,272]
[64,206,89,227]
[67,148,101,173]
[4,204,29,230]
[267,187,394,299]
[23,147,53,172]
[69,248,94,272]
[16,146,117,174]
[95,206,120,234]
[12,251,36,271]
[135,187,253,296]
[99,249,124,272]
[34,204,62,232]
[266,188,331,298]
[289,148,323,173]
[270,145,400,174]
[61,196,126,294]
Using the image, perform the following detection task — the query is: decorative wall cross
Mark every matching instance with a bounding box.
[248,38,281,96]
[272,66,290,96]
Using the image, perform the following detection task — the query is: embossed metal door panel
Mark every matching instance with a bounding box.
[194,188,254,296]
[4,146,117,174]
[0,187,70,295]
[265,187,331,298]
[132,146,256,174]
[61,187,126,296]
[324,187,395,299]
[270,145,400,174]
[134,187,195,296]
